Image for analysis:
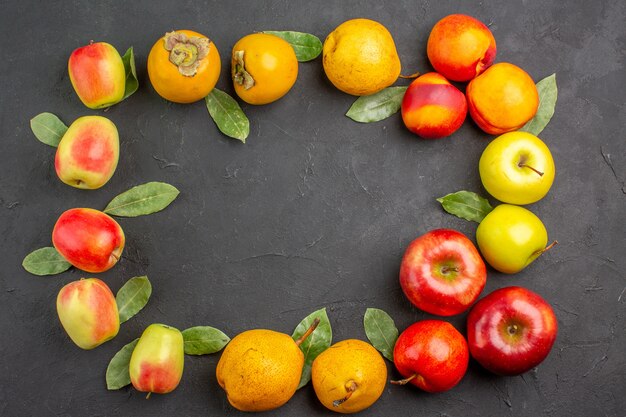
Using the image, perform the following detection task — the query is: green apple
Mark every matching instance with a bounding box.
[476,204,554,274]
[479,131,555,205]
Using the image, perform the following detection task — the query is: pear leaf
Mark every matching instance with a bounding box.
[262,31,322,62]
[292,308,332,389]
[121,47,139,100]
[520,73,557,136]
[104,182,179,217]
[182,326,230,355]
[364,308,398,361]
[116,276,151,324]
[106,338,139,390]
[437,191,494,223]
[346,87,408,123]
[30,113,68,147]
[22,247,71,276]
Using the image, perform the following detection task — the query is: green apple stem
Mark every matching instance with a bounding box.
[518,163,544,177]
[294,318,321,347]
[333,380,357,407]
[390,373,417,385]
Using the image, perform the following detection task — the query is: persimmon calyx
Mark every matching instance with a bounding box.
[163,31,210,77]
[232,50,255,90]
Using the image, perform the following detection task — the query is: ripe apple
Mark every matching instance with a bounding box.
[392,320,469,393]
[52,208,125,273]
[56,278,120,349]
[400,229,487,316]
[476,204,555,274]
[467,286,558,375]
[479,131,555,205]
[68,41,125,109]
[55,116,120,190]
[129,324,185,395]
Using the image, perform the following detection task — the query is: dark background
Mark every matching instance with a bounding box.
[1,1,624,416]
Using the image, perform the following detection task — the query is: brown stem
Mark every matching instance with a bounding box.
[399,71,420,79]
[441,266,459,274]
[333,381,357,407]
[391,373,417,385]
[294,318,320,347]
[518,163,544,176]
[543,240,558,253]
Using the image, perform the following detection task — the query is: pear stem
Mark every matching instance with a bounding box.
[294,318,320,347]
[333,381,357,407]
[518,163,544,176]
[543,240,558,253]
[390,373,417,385]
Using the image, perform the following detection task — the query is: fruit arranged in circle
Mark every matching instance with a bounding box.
[401,72,467,139]
[400,229,487,316]
[68,41,126,109]
[392,320,469,393]
[476,204,551,274]
[147,30,221,103]
[52,208,125,273]
[466,62,539,134]
[129,324,185,395]
[56,278,119,349]
[467,286,558,375]
[231,33,298,105]
[479,131,555,205]
[311,339,387,414]
[323,18,401,96]
[55,116,119,190]
[427,14,496,82]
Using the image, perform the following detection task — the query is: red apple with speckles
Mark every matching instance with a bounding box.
[400,229,487,316]
[467,286,558,375]
[52,208,125,273]
[129,324,184,395]
[401,72,467,139]
[392,320,469,393]
[56,278,119,349]
[55,116,119,189]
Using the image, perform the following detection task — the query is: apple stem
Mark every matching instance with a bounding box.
[399,71,420,79]
[89,40,94,45]
[294,318,320,347]
[146,392,152,400]
[390,373,417,385]
[333,381,357,407]
[441,266,459,274]
[518,163,544,176]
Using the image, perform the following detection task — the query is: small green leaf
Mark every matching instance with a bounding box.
[104,182,179,217]
[292,308,332,389]
[346,86,408,123]
[437,190,494,223]
[520,74,557,136]
[205,89,249,142]
[106,339,139,390]
[182,326,230,355]
[30,113,68,147]
[263,31,322,62]
[121,47,139,100]
[364,308,398,361]
[116,276,151,324]
[22,247,71,276]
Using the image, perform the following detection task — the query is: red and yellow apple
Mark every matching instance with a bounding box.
[55,116,120,190]
[467,286,558,375]
[427,14,496,82]
[392,320,469,393]
[52,208,125,273]
[68,42,125,109]
[400,229,486,316]
[56,278,119,349]
[401,73,467,139]
[129,324,185,395]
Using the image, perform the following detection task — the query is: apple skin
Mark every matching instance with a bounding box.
[479,132,555,205]
[52,208,125,273]
[55,116,120,190]
[476,204,548,274]
[467,286,558,375]
[400,229,487,316]
[393,320,469,393]
[68,42,125,109]
[56,278,119,349]
[129,324,185,395]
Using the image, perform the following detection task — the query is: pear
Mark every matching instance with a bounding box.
[216,319,319,412]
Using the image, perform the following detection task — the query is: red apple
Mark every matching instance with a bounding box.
[392,320,469,393]
[467,286,558,375]
[400,229,487,316]
[52,208,125,273]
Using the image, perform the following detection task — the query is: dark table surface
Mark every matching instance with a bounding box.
[1,1,624,416]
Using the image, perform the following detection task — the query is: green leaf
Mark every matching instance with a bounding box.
[106,339,139,390]
[30,113,68,147]
[205,88,249,142]
[520,73,557,136]
[346,86,408,123]
[437,190,494,223]
[292,308,332,389]
[182,326,230,355]
[121,47,139,100]
[263,31,322,62]
[22,247,71,276]
[104,182,179,217]
[364,308,398,361]
[116,276,151,323]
